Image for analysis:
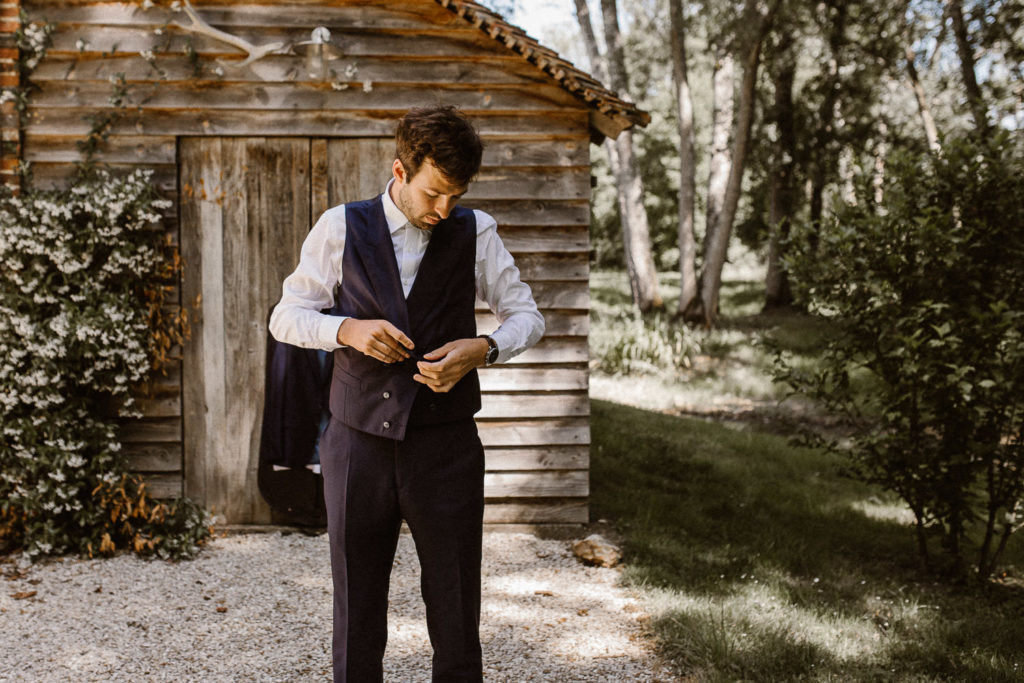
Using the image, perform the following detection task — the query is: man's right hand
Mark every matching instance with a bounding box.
[337,319,414,364]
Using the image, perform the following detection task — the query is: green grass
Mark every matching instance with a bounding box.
[589,268,834,422]
[591,400,1024,682]
[589,264,1024,681]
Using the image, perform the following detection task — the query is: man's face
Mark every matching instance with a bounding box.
[391,158,468,231]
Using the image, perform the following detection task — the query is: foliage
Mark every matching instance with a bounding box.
[776,133,1024,581]
[591,309,699,376]
[0,169,211,560]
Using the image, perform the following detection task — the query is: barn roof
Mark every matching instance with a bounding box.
[433,0,650,140]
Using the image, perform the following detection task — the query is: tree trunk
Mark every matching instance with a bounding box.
[904,43,941,152]
[669,0,698,316]
[764,30,797,311]
[946,0,989,135]
[572,0,608,84]
[683,46,733,323]
[598,0,662,311]
[808,1,848,231]
[572,0,626,274]
[696,0,783,326]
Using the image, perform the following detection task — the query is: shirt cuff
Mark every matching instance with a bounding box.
[488,327,516,365]
[318,315,348,349]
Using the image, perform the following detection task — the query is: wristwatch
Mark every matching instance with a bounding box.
[478,335,499,366]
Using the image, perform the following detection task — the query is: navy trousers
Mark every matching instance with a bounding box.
[319,416,485,682]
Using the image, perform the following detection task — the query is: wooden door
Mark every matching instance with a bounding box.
[179,137,392,524]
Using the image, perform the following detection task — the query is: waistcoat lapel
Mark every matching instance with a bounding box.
[347,195,410,333]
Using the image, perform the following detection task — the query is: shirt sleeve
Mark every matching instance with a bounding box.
[473,210,545,364]
[268,207,350,351]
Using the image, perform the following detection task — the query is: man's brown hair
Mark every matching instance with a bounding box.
[395,105,483,188]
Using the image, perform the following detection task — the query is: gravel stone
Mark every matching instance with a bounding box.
[0,531,676,682]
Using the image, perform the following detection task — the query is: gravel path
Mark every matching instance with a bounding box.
[1,531,676,682]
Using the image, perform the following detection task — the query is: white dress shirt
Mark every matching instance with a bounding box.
[269,180,544,364]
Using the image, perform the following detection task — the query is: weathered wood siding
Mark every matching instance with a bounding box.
[23,0,591,525]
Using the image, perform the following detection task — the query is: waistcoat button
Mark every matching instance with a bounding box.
[382,391,391,399]
[382,421,391,429]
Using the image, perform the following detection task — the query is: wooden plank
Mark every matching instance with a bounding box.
[478,391,589,418]
[324,137,394,206]
[484,446,590,471]
[23,134,177,164]
[141,473,184,500]
[467,167,589,201]
[40,26,567,69]
[500,253,588,281]
[482,138,589,168]
[33,3,467,30]
[478,367,588,392]
[477,417,590,447]
[496,226,589,253]
[31,55,552,88]
[310,138,329,220]
[484,471,589,498]
[475,281,588,309]
[477,310,589,337]
[136,396,181,418]
[119,417,181,443]
[180,137,220,507]
[124,443,182,472]
[498,338,588,365]
[466,199,589,227]
[25,108,590,140]
[483,501,588,524]
[30,81,583,113]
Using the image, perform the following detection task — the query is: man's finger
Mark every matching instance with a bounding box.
[382,321,415,350]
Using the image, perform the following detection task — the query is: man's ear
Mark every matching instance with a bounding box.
[392,158,406,185]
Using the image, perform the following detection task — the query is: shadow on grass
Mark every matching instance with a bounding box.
[592,399,1024,681]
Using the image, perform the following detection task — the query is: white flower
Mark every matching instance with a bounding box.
[362,80,373,93]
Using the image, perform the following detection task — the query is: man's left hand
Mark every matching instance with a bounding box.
[414,338,490,393]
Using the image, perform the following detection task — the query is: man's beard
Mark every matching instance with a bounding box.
[396,185,437,231]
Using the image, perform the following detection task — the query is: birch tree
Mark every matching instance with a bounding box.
[574,0,663,312]
[669,0,699,316]
[687,0,783,325]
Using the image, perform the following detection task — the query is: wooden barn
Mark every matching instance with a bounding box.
[8,0,648,526]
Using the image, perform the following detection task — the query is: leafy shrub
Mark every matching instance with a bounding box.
[775,133,1024,581]
[591,312,699,375]
[0,169,211,560]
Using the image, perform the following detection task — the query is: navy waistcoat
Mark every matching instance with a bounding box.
[329,195,481,441]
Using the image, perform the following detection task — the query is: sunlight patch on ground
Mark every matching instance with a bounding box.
[850,497,917,526]
[643,579,883,665]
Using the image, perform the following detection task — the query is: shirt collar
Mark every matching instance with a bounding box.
[382,178,409,235]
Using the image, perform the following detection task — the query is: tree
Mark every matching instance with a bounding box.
[574,0,663,312]
[686,0,783,325]
[669,0,699,316]
[778,134,1024,582]
[763,26,798,310]
[945,0,990,135]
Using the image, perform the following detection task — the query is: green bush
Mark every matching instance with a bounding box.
[0,169,211,560]
[776,133,1024,581]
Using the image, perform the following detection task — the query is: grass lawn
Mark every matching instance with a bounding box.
[588,266,1024,682]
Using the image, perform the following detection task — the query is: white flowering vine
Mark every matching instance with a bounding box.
[0,169,210,560]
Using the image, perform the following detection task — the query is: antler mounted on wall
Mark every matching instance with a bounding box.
[173,0,285,68]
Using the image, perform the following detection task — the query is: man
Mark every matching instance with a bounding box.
[269,105,544,682]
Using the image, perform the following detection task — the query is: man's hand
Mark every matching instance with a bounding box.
[414,337,489,393]
[337,318,414,363]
